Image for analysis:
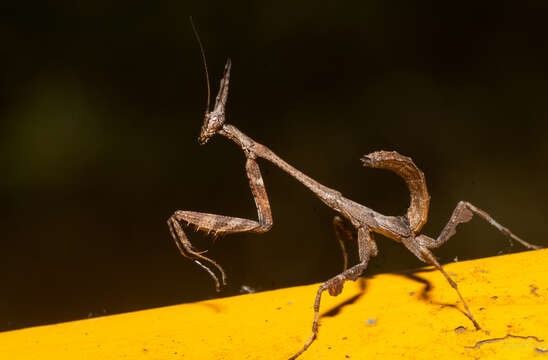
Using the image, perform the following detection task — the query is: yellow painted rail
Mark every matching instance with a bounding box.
[2,249,547,359]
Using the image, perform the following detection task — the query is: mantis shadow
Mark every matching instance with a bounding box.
[321,277,368,318]
[320,267,475,326]
[397,267,473,321]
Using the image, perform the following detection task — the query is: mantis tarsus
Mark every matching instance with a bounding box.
[167,58,542,359]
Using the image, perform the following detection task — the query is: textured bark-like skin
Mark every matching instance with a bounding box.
[168,60,542,359]
[360,150,430,234]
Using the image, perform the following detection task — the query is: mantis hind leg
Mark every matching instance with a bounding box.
[402,236,481,330]
[404,201,542,330]
[422,201,541,250]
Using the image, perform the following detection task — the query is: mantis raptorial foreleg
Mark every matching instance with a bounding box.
[167,157,272,291]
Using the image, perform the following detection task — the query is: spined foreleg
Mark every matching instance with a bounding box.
[167,157,273,291]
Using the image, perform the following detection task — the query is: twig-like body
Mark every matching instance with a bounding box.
[168,59,542,359]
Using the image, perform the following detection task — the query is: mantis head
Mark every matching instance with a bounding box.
[198,59,231,145]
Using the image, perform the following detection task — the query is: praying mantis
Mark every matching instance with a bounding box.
[167,54,542,359]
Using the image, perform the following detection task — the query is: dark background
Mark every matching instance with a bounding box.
[1,2,547,331]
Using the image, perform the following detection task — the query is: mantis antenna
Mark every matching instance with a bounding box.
[190,16,211,113]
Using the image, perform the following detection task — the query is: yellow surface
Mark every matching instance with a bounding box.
[1,249,547,359]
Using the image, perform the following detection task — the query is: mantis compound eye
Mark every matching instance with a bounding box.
[198,112,225,145]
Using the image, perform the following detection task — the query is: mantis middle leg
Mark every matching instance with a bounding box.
[289,226,375,360]
[333,215,354,271]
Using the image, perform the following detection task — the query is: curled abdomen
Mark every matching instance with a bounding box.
[361,151,430,234]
